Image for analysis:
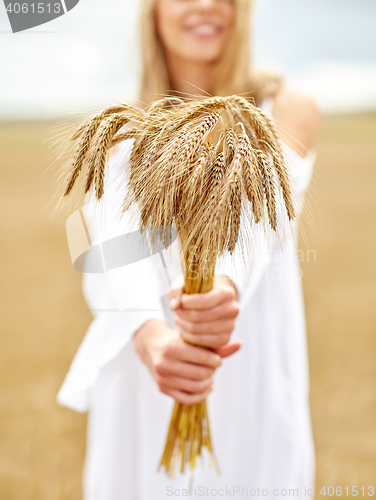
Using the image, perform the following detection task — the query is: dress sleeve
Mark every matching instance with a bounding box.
[56,141,167,413]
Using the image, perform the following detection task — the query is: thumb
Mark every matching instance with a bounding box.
[212,340,243,359]
[169,274,184,311]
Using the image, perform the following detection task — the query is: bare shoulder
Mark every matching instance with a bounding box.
[271,88,321,158]
[108,144,120,160]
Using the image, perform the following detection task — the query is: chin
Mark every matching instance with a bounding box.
[183,47,223,64]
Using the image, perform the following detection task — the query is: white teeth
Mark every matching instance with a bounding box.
[191,24,217,35]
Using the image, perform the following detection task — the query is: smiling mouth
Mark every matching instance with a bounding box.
[185,23,223,38]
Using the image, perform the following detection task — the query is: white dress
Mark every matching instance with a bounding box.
[57,97,317,500]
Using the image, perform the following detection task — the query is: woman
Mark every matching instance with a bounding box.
[57,0,320,498]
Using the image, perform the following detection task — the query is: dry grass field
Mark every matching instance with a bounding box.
[0,114,375,499]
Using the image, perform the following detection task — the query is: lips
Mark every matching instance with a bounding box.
[185,22,223,38]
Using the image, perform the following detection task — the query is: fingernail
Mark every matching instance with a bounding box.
[169,298,178,310]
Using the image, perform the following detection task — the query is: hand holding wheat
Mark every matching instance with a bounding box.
[171,275,241,352]
[133,319,220,406]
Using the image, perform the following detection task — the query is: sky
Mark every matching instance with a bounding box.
[0,0,375,119]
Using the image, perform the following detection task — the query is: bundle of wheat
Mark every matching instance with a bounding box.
[59,94,295,479]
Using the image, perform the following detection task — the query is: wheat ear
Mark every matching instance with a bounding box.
[84,114,131,198]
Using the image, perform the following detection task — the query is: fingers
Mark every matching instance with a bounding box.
[180,285,236,311]
[173,279,240,350]
[175,316,236,336]
[175,299,240,323]
[166,340,222,369]
[160,385,213,406]
[154,337,218,405]
[179,331,231,349]
[155,359,215,381]
[213,340,243,358]
[175,313,236,349]
[169,274,185,311]
[215,275,238,300]
[157,373,213,394]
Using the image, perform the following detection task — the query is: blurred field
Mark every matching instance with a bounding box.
[0,114,375,500]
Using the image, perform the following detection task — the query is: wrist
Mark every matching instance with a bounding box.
[133,319,165,365]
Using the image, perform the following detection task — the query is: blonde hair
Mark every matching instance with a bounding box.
[138,0,282,106]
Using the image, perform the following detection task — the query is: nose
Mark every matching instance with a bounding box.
[195,0,220,9]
